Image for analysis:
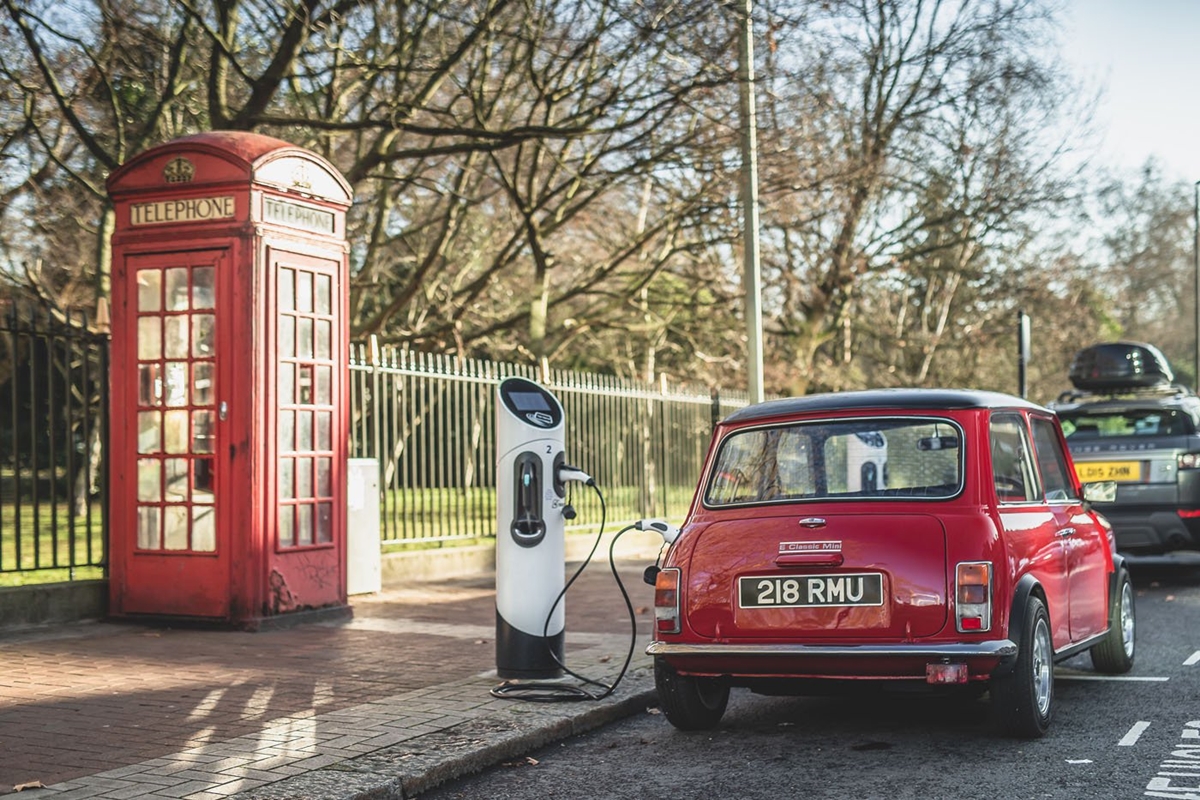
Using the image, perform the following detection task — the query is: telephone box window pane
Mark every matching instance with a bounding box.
[138,411,161,454]
[164,316,188,359]
[316,366,331,405]
[279,458,294,499]
[279,410,295,452]
[297,411,313,450]
[137,459,161,501]
[166,267,190,311]
[316,502,332,543]
[279,268,295,312]
[278,315,295,357]
[193,363,214,406]
[163,506,188,550]
[297,318,313,359]
[137,506,160,549]
[165,458,189,501]
[137,318,161,360]
[193,507,216,552]
[297,504,314,546]
[316,274,331,314]
[296,457,313,498]
[193,267,215,309]
[316,319,331,359]
[317,457,332,497]
[193,314,215,357]
[297,271,313,313]
[278,505,295,547]
[192,410,215,453]
[298,365,313,404]
[137,270,161,312]
[194,458,214,503]
[138,364,162,406]
[163,409,189,454]
[278,363,295,405]
[317,412,331,451]
[164,361,189,407]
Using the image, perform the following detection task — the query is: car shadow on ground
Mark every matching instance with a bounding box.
[1124,552,1200,589]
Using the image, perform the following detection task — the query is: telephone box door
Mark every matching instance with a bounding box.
[115,248,229,618]
[268,245,346,609]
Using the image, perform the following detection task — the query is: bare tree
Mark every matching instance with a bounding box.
[752,0,1088,394]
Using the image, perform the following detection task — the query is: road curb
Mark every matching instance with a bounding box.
[238,667,658,800]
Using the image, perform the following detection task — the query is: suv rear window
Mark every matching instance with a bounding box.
[704,417,963,506]
[1059,408,1195,439]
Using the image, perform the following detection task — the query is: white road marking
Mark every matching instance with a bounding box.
[1120,721,1152,746]
[1067,759,1093,764]
[1184,651,1200,666]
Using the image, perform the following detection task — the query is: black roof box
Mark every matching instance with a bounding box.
[1068,341,1174,391]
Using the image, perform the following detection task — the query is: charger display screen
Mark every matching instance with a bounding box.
[509,391,552,412]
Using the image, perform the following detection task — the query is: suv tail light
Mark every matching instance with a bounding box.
[1179,453,1200,470]
[955,561,992,633]
[654,568,681,634]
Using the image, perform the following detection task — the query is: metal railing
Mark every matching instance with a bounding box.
[349,338,750,547]
[0,296,108,582]
[0,317,750,581]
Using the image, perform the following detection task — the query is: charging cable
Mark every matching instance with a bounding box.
[490,480,643,702]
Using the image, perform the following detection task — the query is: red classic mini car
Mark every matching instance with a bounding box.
[647,389,1135,738]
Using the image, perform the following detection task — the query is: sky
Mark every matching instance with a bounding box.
[1059,0,1200,183]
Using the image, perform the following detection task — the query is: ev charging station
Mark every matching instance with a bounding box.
[495,377,582,679]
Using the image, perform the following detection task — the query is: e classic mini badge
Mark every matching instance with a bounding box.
[778,540,842,554]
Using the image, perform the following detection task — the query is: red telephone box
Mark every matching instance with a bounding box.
[106,132,353,627]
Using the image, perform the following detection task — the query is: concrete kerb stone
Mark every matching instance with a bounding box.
[237,664,657,800]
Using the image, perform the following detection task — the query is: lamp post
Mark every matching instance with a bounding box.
[737,0,765,404]
[1194,180,1199,390]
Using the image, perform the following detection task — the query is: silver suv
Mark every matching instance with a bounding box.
[1050,342,1200,555]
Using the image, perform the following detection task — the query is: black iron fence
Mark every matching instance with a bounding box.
[349,338,749,547]
[1,316,750,582]
[0,295,108,583]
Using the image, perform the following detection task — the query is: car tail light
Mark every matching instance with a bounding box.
[654,568,681,634]
[955,561,991,633]
[1180,453,1200,470]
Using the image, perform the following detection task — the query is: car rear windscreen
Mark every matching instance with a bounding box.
[704,417,963,506]
[1059,408,1195,439]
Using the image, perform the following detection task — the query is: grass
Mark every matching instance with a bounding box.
[0,500,106,587]
[0,483,699,587]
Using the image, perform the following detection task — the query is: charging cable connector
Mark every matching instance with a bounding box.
[636,518,680,544]
[557,465,595,487]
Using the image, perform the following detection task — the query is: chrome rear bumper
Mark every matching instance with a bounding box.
[646,640,1017,659]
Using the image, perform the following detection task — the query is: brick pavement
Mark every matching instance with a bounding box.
[0,561,660,798]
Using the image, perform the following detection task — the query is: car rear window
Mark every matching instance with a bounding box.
[1059,408,1195,439]
[704,417,964,506]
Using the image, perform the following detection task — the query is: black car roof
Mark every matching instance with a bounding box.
[724,388,1046,424]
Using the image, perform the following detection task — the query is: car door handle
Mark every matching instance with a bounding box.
[1057,527,1076,538]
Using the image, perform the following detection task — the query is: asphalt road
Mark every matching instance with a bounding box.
[419,555,1200,800]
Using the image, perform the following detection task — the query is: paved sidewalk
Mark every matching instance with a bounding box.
[0,560,660,799]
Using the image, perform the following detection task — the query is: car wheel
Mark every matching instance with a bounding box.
[1090,570,1135,674]
[654,656,729,731]
[991,596,1053,739]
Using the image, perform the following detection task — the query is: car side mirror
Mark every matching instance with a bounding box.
[1082,480,1117,505]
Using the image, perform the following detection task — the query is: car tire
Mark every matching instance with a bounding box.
[991,596,1053,739]
[654,656,729,731]
[1091,570,1135,674]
